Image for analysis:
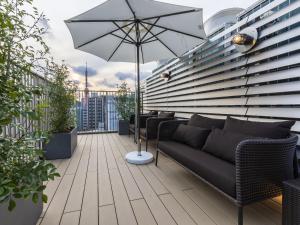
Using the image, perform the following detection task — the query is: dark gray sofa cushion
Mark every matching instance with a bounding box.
[188,114,225,129]
[158,141,236,197]
[202,128,254,164]
[159,111,175,118]
[148,111,158,116]
[172,124,210,149]
[224,117,295,139]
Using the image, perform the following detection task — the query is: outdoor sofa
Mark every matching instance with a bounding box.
[156,114,298,225]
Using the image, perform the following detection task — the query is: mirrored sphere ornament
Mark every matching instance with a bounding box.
[232,27,258,53]
[160,70,171,81]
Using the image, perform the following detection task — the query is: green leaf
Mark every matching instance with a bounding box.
[37,185,46,192]
[42,194,48,203]
[13,193,22,199]
[32,193,39,204]
[0,187,5,195]
[8,199,16,211]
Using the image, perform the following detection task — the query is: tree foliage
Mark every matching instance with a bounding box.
[47,61,77,133]
[115,82,135,121]
[0,0,59,211]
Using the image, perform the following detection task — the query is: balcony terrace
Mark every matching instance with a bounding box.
[38,133,282,225]
[2,0,300,225]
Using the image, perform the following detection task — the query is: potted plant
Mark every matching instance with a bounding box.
[45,62,78,159]
[0,0,60,224]
[116,82,135,135]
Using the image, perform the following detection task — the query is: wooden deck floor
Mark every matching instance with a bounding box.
[38,133,282,225]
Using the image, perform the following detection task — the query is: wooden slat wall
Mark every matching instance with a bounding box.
[144,0,300,139]
[2,70,50,138]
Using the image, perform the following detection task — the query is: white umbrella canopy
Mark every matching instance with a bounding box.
[65,0,206,164]
[65,0,206,63]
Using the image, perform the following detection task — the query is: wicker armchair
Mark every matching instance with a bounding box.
[156,120,298,225]
[129,114,157,143]
[141,117,175,151]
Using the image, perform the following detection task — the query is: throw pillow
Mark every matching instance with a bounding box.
[224,117,294,139]
[172,124,210,149]
[188,114,225,129]
[202,128,255,164]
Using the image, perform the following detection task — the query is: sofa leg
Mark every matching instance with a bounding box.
[238,206,243,225]
[155,150,159,166]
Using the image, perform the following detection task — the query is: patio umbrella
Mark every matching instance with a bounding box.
[65,0,206,164]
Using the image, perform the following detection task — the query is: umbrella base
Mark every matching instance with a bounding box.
[125,151,153,165]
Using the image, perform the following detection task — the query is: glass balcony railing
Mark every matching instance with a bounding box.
[76,90,135,134]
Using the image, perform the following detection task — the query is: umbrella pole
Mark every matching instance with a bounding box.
[124,23,153,165]
[136,43,142,156]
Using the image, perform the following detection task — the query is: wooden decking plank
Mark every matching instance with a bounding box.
[79,171,98,225]
[117,134,214,225]
[112,134,169,196]
[65,135,87,175]
[103,134,117,170]
[109,168,137,225]
[138,165,169,196]
[97,134,114,206]
[160,194,197,225]
[104,134,137,225]
[107,134,143,201]
[127,165,177,225]
[148,164,216,225]
[131,199,157,225]
[64,135,92,212]
[40,174,74,225]
[41,177,62,217]
[88,134,98,172]
[99,204,118,225]
[60,211,80,225]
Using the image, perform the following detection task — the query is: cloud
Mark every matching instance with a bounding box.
[115,71,150,81]
[140,71,151,80]
[73,80,81,85]
[72,65,97,76]
[115,72,135,81]
[96,79,117,88]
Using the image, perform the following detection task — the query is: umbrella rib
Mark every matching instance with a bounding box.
[66,19,134,23]
[139,22,178,58]
[142,29,167,43]
[113,21,136,43]
[140,17,160,42]
[111,33,134,44]
[141,9,200,21]
[142,21,205,40]
[140,44,145,64]
[125,0,136,19]
[77,21,135,48]
[108,24,135,61]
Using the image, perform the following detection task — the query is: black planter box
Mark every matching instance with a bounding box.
[118,120,129,135]
[0,197,42,225]
[45,127,78,160]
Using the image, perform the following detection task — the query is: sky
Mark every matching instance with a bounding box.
[33,0,257,91]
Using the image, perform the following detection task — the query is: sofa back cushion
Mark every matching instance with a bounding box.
[188,114,225,129]
[202,128,254,164]
[172,124,210,149]
[148,110,158,116]
[159,111,175,118]
[224,117,294,139]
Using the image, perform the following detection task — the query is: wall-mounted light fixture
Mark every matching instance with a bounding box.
[232,27,258,53]
[160,70,171,81]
